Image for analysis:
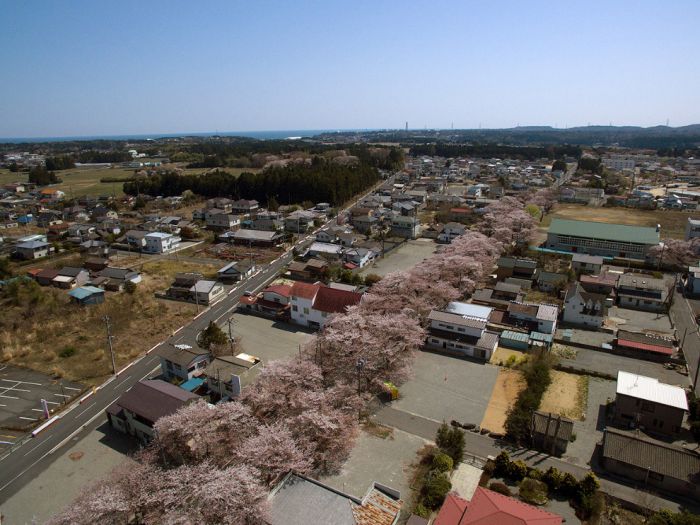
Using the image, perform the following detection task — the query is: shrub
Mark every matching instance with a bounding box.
[518,478,549,505]
[413,502,430,518]
[509,460,528,482]
[560,472,579,498]
[58,347,76,358]
[432,452,454,473]
[494,451,511,478]
[363,273,382,287]
[124,280,137,294]
[541,467,564,492]
[526,467,542,481]
[435,423,465,464]
[422,470,452,509]
[488,481,512,496]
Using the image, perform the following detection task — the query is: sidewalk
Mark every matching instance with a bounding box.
[372,405,699,514]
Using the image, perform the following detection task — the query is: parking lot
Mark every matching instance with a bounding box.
[228,313,314,364]
[607,306,674,336]
[0,365,84,432]
[360,239,437,277]
[393,351,499,426]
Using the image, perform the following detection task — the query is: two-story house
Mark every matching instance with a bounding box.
[562,282,608,328]
[155,344,211,382]
[617,274,668,312]
[425,309,499,361]
[205,209,241,231]
[143,232,181,254]
[437,222,466,244]
[204,353,260,401]
[289,281,362,329]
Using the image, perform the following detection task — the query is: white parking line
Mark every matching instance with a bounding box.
[0,379,42,386]
[18,417,37,421]
[63,386,81,392]
[31,409,43,413]
[45,401,59,405]
[53,394,70,398]
[0,395,18,400]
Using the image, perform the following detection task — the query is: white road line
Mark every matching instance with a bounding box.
[0,379,42,386]
[113,376,131,390]
[63,386,81,391]
[18,417,37,421]
[45,401,59,405]
[31,409,43,412]
[75,404,94,419]
[53,393,70,398]
[0,395,19,400]
[23,436,53,457]
[140,365,161,380]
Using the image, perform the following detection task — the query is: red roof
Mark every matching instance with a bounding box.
[436,488,562,525]
[312,286,362,314]
[434,493,468,525]
[343,262,358,270]
[617,338,673,356]
[290,281,320,300]
[264,284,291,298]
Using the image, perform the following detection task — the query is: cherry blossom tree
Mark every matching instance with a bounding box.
[649,238,700,268]
[478,196,536,244]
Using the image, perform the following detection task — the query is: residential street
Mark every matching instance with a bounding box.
[670,290,700,389]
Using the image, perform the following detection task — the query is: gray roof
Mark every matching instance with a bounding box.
[494,282,522,294]
[549,218,660,245]
[572,253,604,265]
[269,473,356,525]
[428,310,487,329]
[155,344,209,367]
[497,256,537,270]
[618,273,666,291]
[532,411,574,441]
[602,428,700,482]
[227,229,279,241]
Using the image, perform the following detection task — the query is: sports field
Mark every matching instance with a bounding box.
[0,167,134,197]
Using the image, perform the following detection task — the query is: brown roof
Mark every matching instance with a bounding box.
[290,281,320,300]
[508,302,539,317]
[312,286,363,314]
[531,411,574,441]
[352,487,402,525]
[616,330,674,348]
[114,379,199,424]
[35,268,59,279]
[602,427,700,482]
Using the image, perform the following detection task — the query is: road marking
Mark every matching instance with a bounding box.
[0,379,42,386]
[140,365,161,380]
[45,400,59,405]
[0,394,19,399]
[75,404,94,419]
[23,436,53,457]
[113,376,131,390]
[53,393,70,398]
[31,409,43,412]
[19,416,37,421]
[63,386,81,392]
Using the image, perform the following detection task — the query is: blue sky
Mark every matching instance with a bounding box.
[1,0,698,137]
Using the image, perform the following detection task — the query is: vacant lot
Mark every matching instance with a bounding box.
[360,239,437,277]
[480,368,524,434]
[539,371,588,421]
[0,274,197,385]
[226,313,313,364]
[543,203,691,239]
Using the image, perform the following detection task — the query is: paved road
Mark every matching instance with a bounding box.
[670,289,700,390]
[0,176,389,507]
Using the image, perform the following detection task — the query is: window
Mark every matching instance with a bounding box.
[303,307,309,315]
[292,305,298,312]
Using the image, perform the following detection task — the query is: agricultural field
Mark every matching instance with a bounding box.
[0,167,135,197]
[541,203,692,239]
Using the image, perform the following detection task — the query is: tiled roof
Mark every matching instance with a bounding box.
[265,284,292,297]
[312,286,363,314]
[114,380,199,425]
[459,487,562,525]
[352,487,402,525]
[290,281,320,300]
[602,428,700,482]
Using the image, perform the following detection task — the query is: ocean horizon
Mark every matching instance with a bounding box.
[0,129,375,144]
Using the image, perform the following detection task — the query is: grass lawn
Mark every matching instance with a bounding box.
[542,203,691,239]
[0,167,135,198]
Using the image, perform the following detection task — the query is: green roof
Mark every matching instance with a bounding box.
[548,218,659,245]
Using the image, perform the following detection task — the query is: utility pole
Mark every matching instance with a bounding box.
[103,315,117,375]
[227,317,235,353]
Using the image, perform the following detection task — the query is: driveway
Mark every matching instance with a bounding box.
[392,351,499,426]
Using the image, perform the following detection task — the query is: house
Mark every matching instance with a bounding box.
[579,269,620,296]
[290,282,362,329]
[14,240,51,260]
[571,253,604,275]
[307,241,344,260]
[688,265,700,296]
[83,257,109,272]
[167,273,203,300]
[616,273,669,312]
[268,472,402,525]
[191,280,225,305]
[562,282,608,328]
[352,215,378,234]
[155,344,211,382]
[343,247,375,268]
[530,411,574,457]
[390,215,421,239]
[231,199,259,214]
[52,266,90,289]
[496,257,537,281]
[507,302,559,334]
[614,330,676,361]
[68,286,105,306]
[143,232,180,254]
[217,261,255,282]
[426,309,499,361]
[546,219,660,260]
[613,370,688,437]
[95,267,142,291]
[434,487,562,525]
[288,259,328,281]
[204,353,260,400]
[106,379,199,443]
[239,283,291,318]
[684,217,700,240]
[285,210,318,233]
[250,216,284,232]
[471,285,525,309]
[601,428,700,500]
[536,271,568,293]
[34,268,60,286]
[437,222,466,244]
[39,188,65,200]
[125,229,149,250]
[205,209,241,231]
[220,229,283,247]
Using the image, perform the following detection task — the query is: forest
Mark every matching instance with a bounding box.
[123,160,381,206]
[409,143,581,160]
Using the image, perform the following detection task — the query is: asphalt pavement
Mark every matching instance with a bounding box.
[670,289,700,389]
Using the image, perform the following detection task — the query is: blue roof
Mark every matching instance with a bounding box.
[530,331,553,343]
[68,286,105,299]
[180,377,204,392]
[500,330,529,342]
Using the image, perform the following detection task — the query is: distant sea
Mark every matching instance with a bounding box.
[0,129,372,144]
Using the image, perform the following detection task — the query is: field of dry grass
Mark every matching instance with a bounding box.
[0,167,134,197]
[541,203,691,239]
[539,371,588,420]
[0,273,197,385]
[480,368,525,434]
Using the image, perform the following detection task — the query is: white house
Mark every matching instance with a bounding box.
[425,309,499,361]
[571,253,604,275]
[217,261,255,282]
[390,215,421,239]
[289,281,362,330]
[205,209,241,231]
[190,280,225,305]
[143,232,181,254]
[562,283,608,328]
[343,247,375,268]
[507,302,559,334]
